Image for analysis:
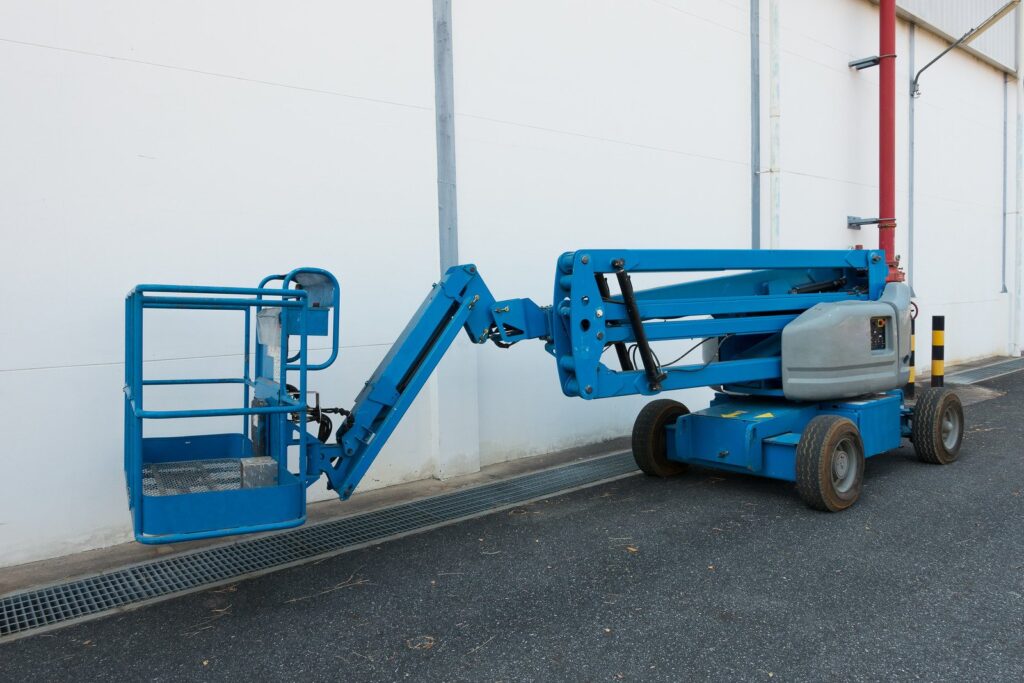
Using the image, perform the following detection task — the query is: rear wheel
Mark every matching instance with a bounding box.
[912,388,964,465]
[796,415,865,512]
[632,399,689,477]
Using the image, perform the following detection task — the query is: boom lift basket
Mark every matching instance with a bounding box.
[123,269,339,543]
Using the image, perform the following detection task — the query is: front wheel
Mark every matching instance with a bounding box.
[795,415,865,512]
[632,399,689,477]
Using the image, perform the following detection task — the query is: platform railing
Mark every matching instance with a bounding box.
[123,282,316,542]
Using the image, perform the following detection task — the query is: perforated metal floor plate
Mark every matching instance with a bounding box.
[947,357,1024,385]
[142,459,241,496]
[0,451,637,640]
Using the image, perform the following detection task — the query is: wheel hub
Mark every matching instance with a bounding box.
[830,438,859,494]
[833,451,849,478]
[941,405,962,450]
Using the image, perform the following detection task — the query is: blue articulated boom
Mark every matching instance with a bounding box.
[124,249,965,543]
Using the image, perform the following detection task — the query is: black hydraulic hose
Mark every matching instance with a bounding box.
[789,276,847,294]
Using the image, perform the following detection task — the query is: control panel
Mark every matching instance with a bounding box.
[870,316,888,351]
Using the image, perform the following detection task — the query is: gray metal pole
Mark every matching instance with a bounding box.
[1015,5,1024,354]
[1003,71,1010,293]
[908,23,916,295]
[433,0,459,273]
[750,0,761,249]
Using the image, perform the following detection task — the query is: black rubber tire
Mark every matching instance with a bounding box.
[632,399,690,477]
[795,415,865,512]
[912,388,964,465]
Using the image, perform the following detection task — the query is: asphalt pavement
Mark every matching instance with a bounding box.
[2,374,1022,682]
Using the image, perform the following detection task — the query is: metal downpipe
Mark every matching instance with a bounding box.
[879,0,900,281]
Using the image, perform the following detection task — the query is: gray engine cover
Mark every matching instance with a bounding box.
[781,283,911,401]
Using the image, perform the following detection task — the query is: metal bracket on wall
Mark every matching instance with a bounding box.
[848,55,881,70]
[847,216,893,230]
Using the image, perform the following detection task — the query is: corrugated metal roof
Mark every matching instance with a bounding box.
[897,0,1018,73]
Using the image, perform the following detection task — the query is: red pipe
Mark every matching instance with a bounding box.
[879,0,903,281]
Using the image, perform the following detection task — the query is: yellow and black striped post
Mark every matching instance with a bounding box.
[904,317,916,398]
[931,315,945,388]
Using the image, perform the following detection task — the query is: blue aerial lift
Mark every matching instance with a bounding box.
[124,249,964,543]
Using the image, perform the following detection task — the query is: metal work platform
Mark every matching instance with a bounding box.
[124,269,341,544]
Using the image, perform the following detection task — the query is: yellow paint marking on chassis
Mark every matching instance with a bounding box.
[754,412,775,419]
[720,410,746,418]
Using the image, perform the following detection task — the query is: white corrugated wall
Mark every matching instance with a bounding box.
[0,0,1019,567]
[898,0,1017,71]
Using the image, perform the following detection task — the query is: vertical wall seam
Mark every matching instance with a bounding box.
[433,0,458,273]
[768,0,781,248]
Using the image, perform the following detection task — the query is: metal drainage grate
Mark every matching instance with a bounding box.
[947,357,1024,385]
[0,451,637,640]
